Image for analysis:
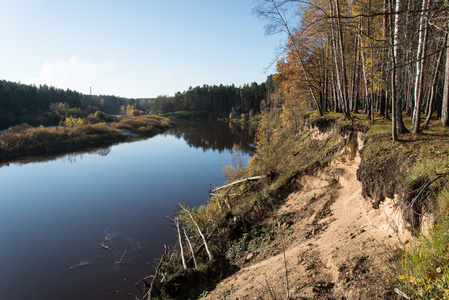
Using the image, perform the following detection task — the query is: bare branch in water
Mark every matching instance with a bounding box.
[115,249,127,264]
[69,259,92,270]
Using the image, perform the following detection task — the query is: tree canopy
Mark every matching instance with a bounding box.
[256,0,449,139]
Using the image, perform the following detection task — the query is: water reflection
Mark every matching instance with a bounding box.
[0,121,256,169]
[168,121,257,153]
[0,120,256,300]
[0,146,114,168]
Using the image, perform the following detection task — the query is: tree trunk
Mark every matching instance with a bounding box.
[335,0,350,118]
[442,31,449,126]
[424,46,443,129]
[174,218,187,270]
[180,204,213,262]
[183,227,197,269]
[390,0,400,141]
[412,0,428,134]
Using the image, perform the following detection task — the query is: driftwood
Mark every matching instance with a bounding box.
[115,249,127,264]
[101,242,112,251]
[394,288,411,300]
[101,232,113,250]
[180,204,213,262]
[210,175,265,193]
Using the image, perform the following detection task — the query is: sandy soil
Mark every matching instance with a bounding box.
[202,152,410,299]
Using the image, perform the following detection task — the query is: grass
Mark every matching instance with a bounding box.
[0,114,172,162]
[0,123,126,159]
[146,108,449,298]
[398,189,449,299]
[113,115,172,135]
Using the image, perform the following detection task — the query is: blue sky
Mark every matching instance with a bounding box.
[0,0,284,98]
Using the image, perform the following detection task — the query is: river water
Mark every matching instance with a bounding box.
[0,121,256,299]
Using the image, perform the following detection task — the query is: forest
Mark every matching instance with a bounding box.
[151,81,273,116]
[142,1,449,298]
[0,79,273,129]
[254,0,449,138]
[0,81,84,128]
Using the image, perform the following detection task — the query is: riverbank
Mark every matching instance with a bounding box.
[143,113,449,299]
[0,115,172,163]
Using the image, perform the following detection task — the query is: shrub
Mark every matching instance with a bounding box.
[94,111,106,120]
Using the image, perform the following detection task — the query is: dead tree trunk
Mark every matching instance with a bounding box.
[168,217,187,270]
[179,204,213,262]
[182,227,197,269]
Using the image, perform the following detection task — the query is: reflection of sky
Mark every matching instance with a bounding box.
[0,124,253,300]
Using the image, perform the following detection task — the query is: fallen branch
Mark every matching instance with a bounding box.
[69,259,91,270]
[135,275,153,293]
[115,249,127,264]
[101,231,114,250]
[408,173,446,228]
[144,245,168,300]
[394,288,411,300]
[210,175,265,193]
[101,242,112,251]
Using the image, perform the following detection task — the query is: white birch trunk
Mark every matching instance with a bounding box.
[412,0,428,133]
[182,227,197,269]
[180,204,213,262]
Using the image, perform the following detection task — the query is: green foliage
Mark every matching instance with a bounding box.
[0,80,83,129]
[398,189,449,299]
[222,144,244,181]
[366,124,392,136]
[226,223,277,261]
[407,148,449,185]
[361,134,449,187]
[94,110,106,120]
[162,111,195,120]
[198,289,210,298]
[218,287,238,299]
[153,78,273,117]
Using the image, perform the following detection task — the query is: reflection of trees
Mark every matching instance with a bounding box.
[166,121,257,154]
[0,145,113,168]
[95,147,112,156]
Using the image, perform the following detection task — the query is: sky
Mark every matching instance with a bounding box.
[0,0,285,99]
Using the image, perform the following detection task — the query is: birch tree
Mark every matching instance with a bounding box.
[412,0,428,133]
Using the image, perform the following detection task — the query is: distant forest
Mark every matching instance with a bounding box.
[0,77,273,129]
[151,79,274,116]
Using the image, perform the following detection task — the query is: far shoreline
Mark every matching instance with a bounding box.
[0,115,173,164]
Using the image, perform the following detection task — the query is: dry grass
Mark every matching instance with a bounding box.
[113,115,172,135]
[0,123,126,160]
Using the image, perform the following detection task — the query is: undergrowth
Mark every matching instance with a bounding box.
[398,187,449,299]
[149,110,449,299]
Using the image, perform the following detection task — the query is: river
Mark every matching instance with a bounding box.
[0,121,257,299]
